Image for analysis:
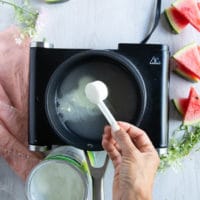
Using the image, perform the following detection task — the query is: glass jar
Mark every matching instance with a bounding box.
[26,146,91,200]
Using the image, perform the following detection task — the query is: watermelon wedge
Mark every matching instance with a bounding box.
[173,87,200,125]
[172,0,200,32]
[173,98,189,115]
[174,61,200,82]
[183,87,200,125]
[173,87,197,115]
[164,3,200,34]
[164,6,189,33]
[173,43,200,80]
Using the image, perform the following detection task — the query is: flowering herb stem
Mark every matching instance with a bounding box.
[0,0,37,16]
[0,0,39,37]
[159,124,200,171]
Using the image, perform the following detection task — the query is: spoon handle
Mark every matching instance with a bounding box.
[97,101,120,132]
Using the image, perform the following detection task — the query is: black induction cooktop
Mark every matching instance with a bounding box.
[28,42,169,154]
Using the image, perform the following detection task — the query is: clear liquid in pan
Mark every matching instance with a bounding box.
[56,76,100,121]
[54,58,140,141]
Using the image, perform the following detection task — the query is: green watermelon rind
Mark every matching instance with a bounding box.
[172,99,184,115]
[183,118,200,125]
[173,42,200,79]
[165,2,200,34]
[172,0,200,32]
[173,42,196,59]
[173,88,200,125]
[174,67,199,82]
[183,88,200,125]
[164,8,183,34]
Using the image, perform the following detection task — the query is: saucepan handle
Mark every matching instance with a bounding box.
[85,152,109,200]
[92,176,104,200]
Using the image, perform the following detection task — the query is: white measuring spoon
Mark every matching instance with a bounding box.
[85,81,120,200]
[85,81,120,132]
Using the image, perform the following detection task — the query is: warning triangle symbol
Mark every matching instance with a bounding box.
[149,56,161,65]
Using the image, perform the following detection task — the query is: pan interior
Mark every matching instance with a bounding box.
[52,54,145,142]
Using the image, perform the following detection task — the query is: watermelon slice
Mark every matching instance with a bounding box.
[173,44,200,82]
[164,3,200,34]
[173,87,197,115]
[173,43,200,80]
[173,87,200,126]
[174,61,200,82]
[172,0,200,32]
[183,88,200,125]
[173,98,189,115]
[164,6,189,33]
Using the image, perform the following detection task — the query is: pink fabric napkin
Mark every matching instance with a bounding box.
[0,26,43,180]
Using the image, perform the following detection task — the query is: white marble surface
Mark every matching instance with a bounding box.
[1,0,200,199]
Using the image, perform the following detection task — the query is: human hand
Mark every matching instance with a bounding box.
[0,27,43,181]
[102,121,160,200]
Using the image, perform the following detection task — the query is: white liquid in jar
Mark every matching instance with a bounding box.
[28,161,87,200]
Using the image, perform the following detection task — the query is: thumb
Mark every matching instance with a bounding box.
[113,129,138,155]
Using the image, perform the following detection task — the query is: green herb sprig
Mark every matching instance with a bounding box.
[159,124,200,171]
[0,0,39,37]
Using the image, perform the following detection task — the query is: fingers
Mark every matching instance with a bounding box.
[0,101,27,144]
[103,121,156,161]
[103,125,139,156]
[0,124,42,180]
[0,82,27,144]
[0,26,29,112]
[118,122,156,153]
[102,126,121,168]
[113,128,139,156]
[0,83,11,106]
